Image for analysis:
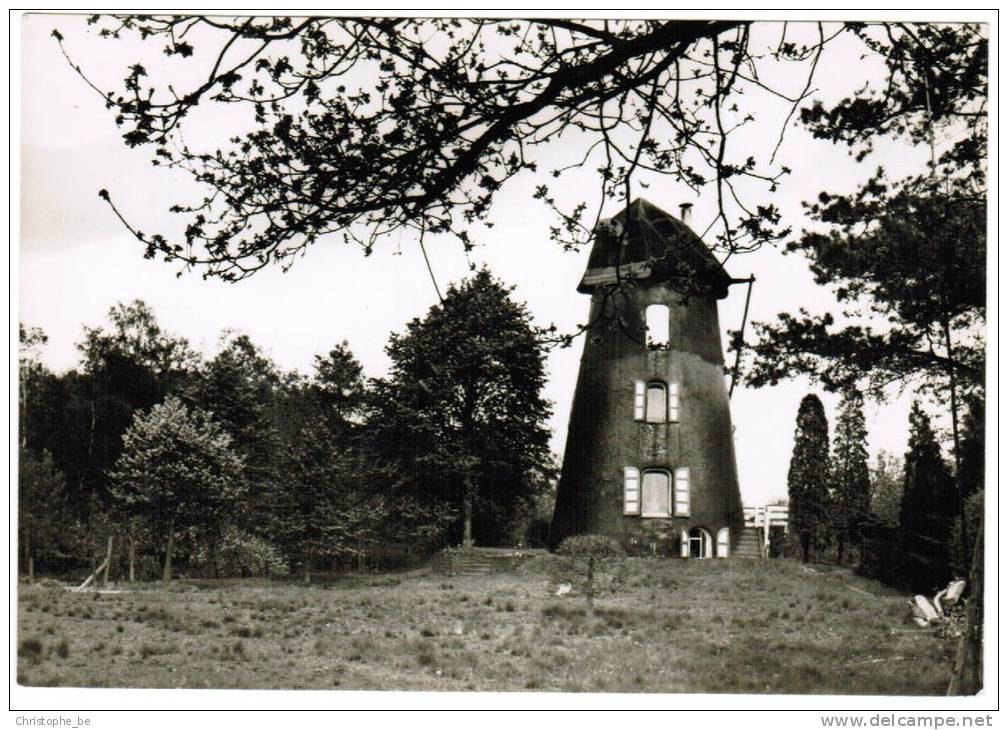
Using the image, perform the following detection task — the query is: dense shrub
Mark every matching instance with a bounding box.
[191,528,289,577]
[523,516,551,549]
[554,535,625,608]
[769,526,800,559]
[625,519,677,557]
[856,516,911,590]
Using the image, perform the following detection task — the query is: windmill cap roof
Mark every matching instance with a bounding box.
[577,198,731,298]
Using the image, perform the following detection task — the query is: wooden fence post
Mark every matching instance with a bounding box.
[102,535,114,588]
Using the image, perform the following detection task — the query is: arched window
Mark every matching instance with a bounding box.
[623,467,640,515]
[641,470,671,517]
[634,380,680,423]
[689,527,713,559]
[716,528,730,558]
[645,304,670,348]
[646,382,666,423]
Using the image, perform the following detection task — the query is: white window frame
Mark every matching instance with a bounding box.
[633,380,645,421]
[640,469,672,518]
[689,527,713,559]
[674,467,690,516]
[668,382,680,422]
[623,467,640,515]
[716,528,730,558]
[645,304,670,348]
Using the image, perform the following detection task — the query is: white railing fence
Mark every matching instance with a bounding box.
[743,503,789,556]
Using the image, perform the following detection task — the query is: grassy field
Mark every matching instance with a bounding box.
[16,557,955,694]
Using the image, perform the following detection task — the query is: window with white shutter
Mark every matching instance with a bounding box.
[646,382,666,423]
[674,467,690,516]
[668,382,680,422]
[623,467,640,515]
[716,528,730,558]
[633,380,645,420]
[680,528,690,558]
[641,470,671,517]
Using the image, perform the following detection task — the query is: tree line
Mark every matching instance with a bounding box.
[18,270,553,583]
[786,389,983,593]
[46,17,986,692]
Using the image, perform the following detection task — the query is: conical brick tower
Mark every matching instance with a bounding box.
[550,198,744,557]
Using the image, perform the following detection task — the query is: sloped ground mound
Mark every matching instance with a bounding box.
[16,558,953,693]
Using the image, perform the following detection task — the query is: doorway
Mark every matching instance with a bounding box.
[688,527,712,559]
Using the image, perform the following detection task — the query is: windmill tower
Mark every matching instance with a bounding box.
[550,199,744,558]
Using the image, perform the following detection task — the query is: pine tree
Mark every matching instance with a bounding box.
[266,343,373,583]
[787,394,832,563]
[900,402,958,589]
[18,446,72,581]
[268,417,372,583]
[951,394,984,577]
[831,388,871,565]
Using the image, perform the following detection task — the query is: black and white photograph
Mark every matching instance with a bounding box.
[12,10,995,718]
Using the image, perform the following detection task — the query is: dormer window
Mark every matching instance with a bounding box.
[645,304,670,348]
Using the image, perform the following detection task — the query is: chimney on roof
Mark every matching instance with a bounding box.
[679,202,693,225]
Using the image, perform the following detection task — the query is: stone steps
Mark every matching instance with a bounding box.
[733,528,764,559]
[432,548,542,576]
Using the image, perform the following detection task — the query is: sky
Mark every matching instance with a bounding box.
[17,14,967,506]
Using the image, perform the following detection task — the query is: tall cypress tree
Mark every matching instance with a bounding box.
[831,388,872,565]
[900,402,958,589]
[787,394,832,563]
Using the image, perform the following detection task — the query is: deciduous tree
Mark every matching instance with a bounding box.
[869,450,903,526]
[371,269,552,547]
[184,332,279,528]
[108,396,246,581]
[61,17,938,280]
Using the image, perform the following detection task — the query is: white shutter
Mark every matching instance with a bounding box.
[716,528,729,558]
[633,380,645,420]
[674,468,690,516]
[668,382,679,422]
[623,467,640,515]
[680,529,690,558]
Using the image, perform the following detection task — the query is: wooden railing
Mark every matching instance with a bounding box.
[743,504,789,556]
